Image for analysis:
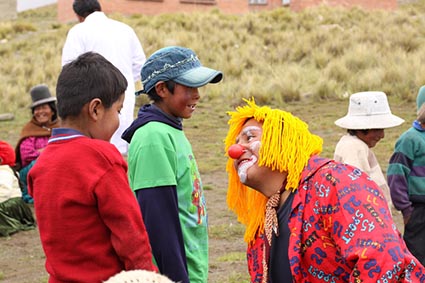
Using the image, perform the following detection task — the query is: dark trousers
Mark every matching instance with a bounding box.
[404,205,425,266]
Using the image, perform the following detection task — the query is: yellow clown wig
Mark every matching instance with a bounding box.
[224,98,323,245]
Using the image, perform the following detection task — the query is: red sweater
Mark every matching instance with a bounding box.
[28,130,156,283]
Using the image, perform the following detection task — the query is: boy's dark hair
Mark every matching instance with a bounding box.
[147,80,175,102]
[56,52,127,120]
[31,101,58,122]
[73,0,101,18]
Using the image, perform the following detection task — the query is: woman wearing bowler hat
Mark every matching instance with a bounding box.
[15,84,60,203]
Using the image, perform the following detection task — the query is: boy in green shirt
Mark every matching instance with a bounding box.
[122,46,223,283]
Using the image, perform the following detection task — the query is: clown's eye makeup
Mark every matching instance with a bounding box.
[246,133,255,142]
[236,126,262,144]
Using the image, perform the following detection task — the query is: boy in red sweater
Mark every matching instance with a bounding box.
[28,52,157,283]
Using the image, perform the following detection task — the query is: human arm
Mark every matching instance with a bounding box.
[323,163,422,281]
[387,136,415,223]
[96,163,157,272]
[127,124,201,283]
[19,137,44,166]
[291,158,424,282]
[136,187,189,283]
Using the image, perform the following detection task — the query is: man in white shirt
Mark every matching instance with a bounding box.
[62,0,146,155]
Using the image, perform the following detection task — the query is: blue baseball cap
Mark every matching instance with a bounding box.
[136,46,223,95]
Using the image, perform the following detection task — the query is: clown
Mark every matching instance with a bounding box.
[224,98,425,283]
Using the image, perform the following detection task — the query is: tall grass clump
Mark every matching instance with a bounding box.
[0,22,36,40]
[3,1,425,139]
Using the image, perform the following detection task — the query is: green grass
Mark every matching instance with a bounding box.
[217,252,246,262]
[224,272,251,283]
[209,223,246,240]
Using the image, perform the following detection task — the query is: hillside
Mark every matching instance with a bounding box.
[0,3,420,282]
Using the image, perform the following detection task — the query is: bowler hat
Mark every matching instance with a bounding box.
[137,46,223,95]
[30,84,56,108]
[335,91,404,130]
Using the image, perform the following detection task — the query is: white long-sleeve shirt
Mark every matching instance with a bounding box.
[334,134,393,210]
[62,11,146,154]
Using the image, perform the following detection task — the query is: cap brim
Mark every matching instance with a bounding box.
[136,66,223,96]
[335,114,404,129]
[173,66,223,88]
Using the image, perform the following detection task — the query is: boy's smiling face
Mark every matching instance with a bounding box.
[355,129,385,148]
[156,82,200,119]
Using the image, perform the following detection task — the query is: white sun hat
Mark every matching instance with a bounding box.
[335,91,404,129]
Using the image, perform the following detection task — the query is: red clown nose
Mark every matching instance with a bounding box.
[228,144,245,159]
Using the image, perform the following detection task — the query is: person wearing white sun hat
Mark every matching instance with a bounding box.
[334,91,404,216]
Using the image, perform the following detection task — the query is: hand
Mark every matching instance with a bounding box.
[403,215,411,225]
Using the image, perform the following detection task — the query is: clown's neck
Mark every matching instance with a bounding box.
[260,171,288,199]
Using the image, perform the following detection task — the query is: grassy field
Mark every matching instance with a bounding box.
[0,2,422,282]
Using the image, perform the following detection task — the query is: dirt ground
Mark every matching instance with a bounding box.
[0,170,249,283]
[0,168,406,283]
[0,171,407,283]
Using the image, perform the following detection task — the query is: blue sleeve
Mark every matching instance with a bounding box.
[387,135,415,218]
[136,186,189,283]
[388,151,413,216]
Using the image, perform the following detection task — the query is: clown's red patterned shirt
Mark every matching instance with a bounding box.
[247,156,425,283]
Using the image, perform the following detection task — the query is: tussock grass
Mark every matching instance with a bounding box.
[0,22,36,39]
[3,2,425,121]
[1,0,423,198]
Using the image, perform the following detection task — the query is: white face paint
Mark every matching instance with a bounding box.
[237,140,261,183]
[240,126,260,140]
[250,140,260,152]
[238,154,257,183]
[234,122,263,184]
